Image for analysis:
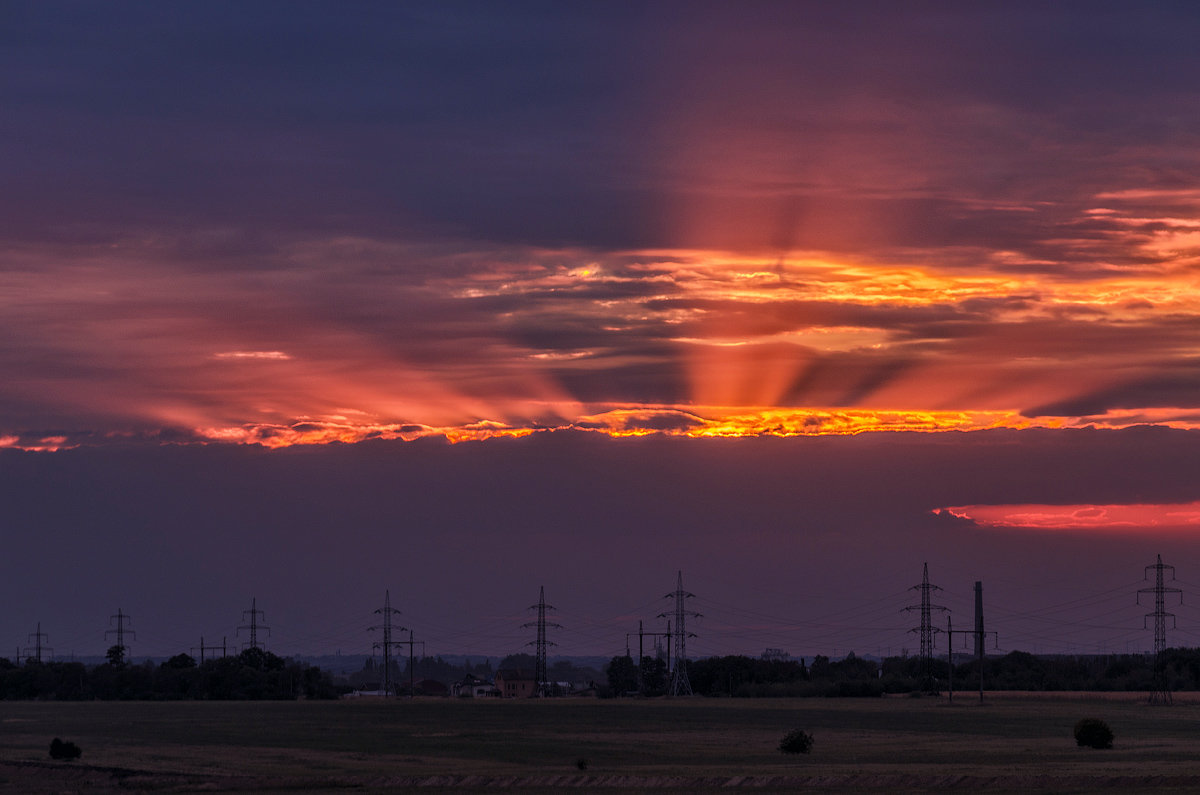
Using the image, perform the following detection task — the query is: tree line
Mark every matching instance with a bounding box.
[0,647,338,700]
[9,645,1200,700]
[604,648,1200,697]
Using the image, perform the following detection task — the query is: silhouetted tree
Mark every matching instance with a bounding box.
[606,655,638,695]
[105,645,127,667]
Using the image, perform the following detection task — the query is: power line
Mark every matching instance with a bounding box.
[191,635,227,664]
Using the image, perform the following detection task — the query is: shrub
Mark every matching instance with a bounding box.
[1074,718,1114,749]
[778,728,814,754]
[49,738,82,760]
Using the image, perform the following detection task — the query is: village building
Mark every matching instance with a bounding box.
[494,668,537,698]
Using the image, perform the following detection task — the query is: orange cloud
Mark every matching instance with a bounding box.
[936,502,1200,531]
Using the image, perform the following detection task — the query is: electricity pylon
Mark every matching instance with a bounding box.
[903,562,948,692]
[659,570,700,696]
[105,608,135,664]
[369,590,406,696]
[238,597,270,651]
[523,586,560,696]
[23,622,51,663]
[1138,554,1182,705]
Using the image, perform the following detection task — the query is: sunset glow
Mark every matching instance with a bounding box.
[6,207,1200,452]
[937,503,1200,532]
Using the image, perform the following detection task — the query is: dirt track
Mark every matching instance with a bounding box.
[8,761,1200,794]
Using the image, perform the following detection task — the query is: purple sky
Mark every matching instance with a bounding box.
[3,2,1200,659]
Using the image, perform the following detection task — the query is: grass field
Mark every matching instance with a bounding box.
[4,694,1200,792]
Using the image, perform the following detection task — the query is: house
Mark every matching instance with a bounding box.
[451,673,500,698]
[494,668,537,698]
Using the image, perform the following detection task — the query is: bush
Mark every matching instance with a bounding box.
[49,738,82,760]
[778,728,814,754]
[1074,718,1114,749]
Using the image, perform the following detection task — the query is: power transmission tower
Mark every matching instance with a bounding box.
[659,570,700,696]
[369,590,407,697]
[523,586,561,696]
[238,597,270,651]
[23,622,51,663]
[105,608,135,664]
[1138,554,1182,705]
[903,562,948,692]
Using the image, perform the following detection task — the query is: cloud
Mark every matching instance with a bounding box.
[4,5,1200,445]
[938,502,1200,532]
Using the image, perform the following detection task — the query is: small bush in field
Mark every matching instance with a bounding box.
[1074,718,1114,749]
[778,729,814,754]
[49,738,82,760]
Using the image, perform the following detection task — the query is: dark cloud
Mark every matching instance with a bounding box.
[1026,362,1200,417]
[4,3,1200,255]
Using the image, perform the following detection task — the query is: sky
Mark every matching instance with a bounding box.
[3,2,1200,662]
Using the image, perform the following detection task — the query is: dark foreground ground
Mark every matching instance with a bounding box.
[3,694,1200,792]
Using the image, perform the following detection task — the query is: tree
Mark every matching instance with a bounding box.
[606,655,637,695]
[163,653,196,670]
[1074,718,1114,749]
[49,738,82,760]
[778,729,814,754]
[497,653,536,672]
[105,645,127,667]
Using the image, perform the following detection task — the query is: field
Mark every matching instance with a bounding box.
[4,694,1200,792]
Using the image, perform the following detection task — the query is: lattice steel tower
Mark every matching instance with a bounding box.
[106,608,135,664]
[659,570,700,696]
[238,597,270,651]
[903,562,948,691]
[23,622,51,663]
[523,586,560,696]
[369,590,406,697]
[1138,554,1182,704]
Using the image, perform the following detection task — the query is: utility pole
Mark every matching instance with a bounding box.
[523,586,561,696]
[627,619,670,695]
[238,597,270,651]
[105,608,135,664]
[23,622,51,663]
[393,630,425,699]
[946,613,998,703]
[974,582,984,658]
[903,562,948,692]
[659,570,700,696]
[369,590,406,697]
[191,636,227,664]
[1138,554,1182,705]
